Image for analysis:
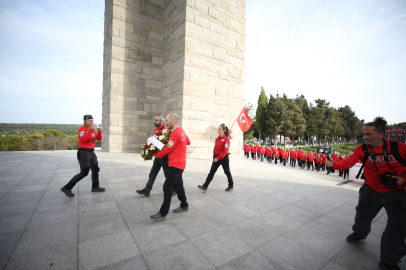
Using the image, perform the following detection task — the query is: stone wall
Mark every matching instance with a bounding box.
[103,0,245,161]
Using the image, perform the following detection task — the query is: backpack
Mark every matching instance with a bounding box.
[356,140,406,179]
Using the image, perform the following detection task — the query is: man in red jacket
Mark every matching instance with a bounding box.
[137,115,170,197]
[321,153,327,171]
[251,144,257,160]
[61,115,104,197]
[259,145,265,162]
[307,151,315,171]
[150,113,190,220]
[282,150,288,166]
[326,117,406,270]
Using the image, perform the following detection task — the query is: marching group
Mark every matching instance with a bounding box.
[243,143,352,179]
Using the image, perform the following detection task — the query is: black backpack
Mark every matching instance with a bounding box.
[356,140,406,179]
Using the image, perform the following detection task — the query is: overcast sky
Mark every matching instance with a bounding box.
[0,0,405,125]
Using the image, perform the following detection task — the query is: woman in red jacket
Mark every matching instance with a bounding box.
[198,124,234,192]
[60,115,105,197]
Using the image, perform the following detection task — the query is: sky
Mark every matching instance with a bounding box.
[0,0,405,125]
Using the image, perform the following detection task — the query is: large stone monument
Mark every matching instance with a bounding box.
[102,0,246,161]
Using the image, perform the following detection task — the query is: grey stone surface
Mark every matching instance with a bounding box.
[143,241,215,270]
[95,255,148,270]
[1,150,395,270]
[0,231,22,260]
[218,250,283,270]
[227,219,281,248]
[5,243,77,270]
[258,236,329,270]
[79,231,140,270]
[131,222,187,253]
[191,228,253,267]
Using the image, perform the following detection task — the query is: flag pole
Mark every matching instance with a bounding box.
[229,116,238,131]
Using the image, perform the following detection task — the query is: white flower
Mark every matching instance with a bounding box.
[142,150,145,155]
[159,135,164,140]
[147,141,151,145]
[150,145,155,150]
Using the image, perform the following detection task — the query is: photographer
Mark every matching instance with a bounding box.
[326,117,406,270]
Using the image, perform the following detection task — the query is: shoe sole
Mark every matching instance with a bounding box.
[173,208,189,213]
[225,188,234,191]
[198,186,207,192]
[346,237,366,243]
[136,191,150,197]
[60,187,74,197]
[150,216,166,221]
[91,189,105,192]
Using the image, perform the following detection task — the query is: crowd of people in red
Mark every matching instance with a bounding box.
[243,143,355,179]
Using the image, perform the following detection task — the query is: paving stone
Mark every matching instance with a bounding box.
[5,243,77,270]
[218,250,283,270]
[250,196,288,210]
[254,211,303,234]
[79,213,128,241]
[227,219,281,248]
[320,261,348,270]
[332,244,381,270]
[35,196,78,213]
[78,192,115,206]
[190,228,253,267]
[371,221,386,237]
[293,198,336,216]
[131,221,187,253]
[324,208,356,226]
[229,200,270,217]
[0,231,23,260]
[169,207,220,239]
[0,259,7,270]
[79,231,140,270]
[204,205,248,226]
[307,216,352,240]
[95,255,148,270]
[274,204,321,224]
[188,195,225,212]
[0,191,43,204]
[267,191,305,203]
[0,214,31,235]
[79,201,120,221]
[258,236,329,270]
[0,200,38,218]
[286,225,348,258]
[143,241,214,270]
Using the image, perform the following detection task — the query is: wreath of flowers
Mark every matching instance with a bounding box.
[141,128,172,161]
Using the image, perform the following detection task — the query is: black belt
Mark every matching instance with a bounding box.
[78,148,94,152]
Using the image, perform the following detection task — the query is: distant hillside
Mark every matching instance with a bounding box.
[0,123,82,137]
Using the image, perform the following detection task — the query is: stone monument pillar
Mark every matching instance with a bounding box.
[102,0,246,162]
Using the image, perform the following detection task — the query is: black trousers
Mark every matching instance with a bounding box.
[307,161,314,170]
[274,157,278,164]
[245,152,250,158]
[65,149,99,190]
[316,163,321,171]
[302,160,306,169]
[160,167,188,216]
[260,153,264,162]
[322,164,326,171]
[291,159,296,167]
[283,158,286,166]
[204,154,233,187]
[298,159,301,168]
[353,184,406,264]
[145,156,169,192]
[343,169,349,179]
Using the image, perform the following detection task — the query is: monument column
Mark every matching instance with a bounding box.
[103,0,245,161]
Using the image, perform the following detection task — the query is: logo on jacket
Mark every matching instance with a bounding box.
[79,131,85,137]
[225,143,229,149]
[168,140,174,148]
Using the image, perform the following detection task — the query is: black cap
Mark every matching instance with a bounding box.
[84,115,93,120]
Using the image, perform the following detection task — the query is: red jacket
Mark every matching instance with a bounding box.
[315,156,322,163]
[78,126,102,149]
[291,152,296,159]
[153,124,167,135]
[156,127,190,169]
[332,154,340,162]
[212,135,230,160]
[321,154,327,164]
[300,153,306,160]
[259,147,265,154]
[333,140,406,193]
[308,154,315,162]
[282,152,288,159]
[251,146,257,153]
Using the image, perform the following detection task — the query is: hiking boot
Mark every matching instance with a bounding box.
[173,206,189,213]
[198,184,207,192]
[91,187,105,192]
[60,187,74,197]
[379,261,401,270]
[150,212,166,221]
[346,232,366,243]
[136,189,150,197]
[225,186,234,191]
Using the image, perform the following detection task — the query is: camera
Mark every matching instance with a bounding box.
[378,172,398,189]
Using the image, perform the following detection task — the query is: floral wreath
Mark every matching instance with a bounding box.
[141,128,172,161]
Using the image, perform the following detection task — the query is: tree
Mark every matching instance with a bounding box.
[267,93,286,147]
[255,87,268,143]
[243,101,256,141]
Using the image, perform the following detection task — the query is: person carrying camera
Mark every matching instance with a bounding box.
[326,117,406,270]
[60,115,105,197]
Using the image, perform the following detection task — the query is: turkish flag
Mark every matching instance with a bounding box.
[237,107,253,133]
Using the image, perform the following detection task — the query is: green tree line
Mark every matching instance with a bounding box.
[245,88,366,147]
[0,123,82,137]
[0,128,101,151]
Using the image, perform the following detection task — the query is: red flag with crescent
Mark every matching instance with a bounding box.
[237,107,253,133]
